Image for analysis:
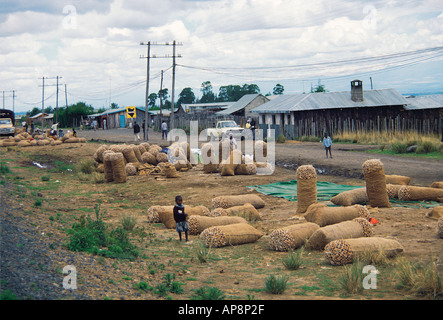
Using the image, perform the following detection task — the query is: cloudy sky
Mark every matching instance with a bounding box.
[1,0,443,113]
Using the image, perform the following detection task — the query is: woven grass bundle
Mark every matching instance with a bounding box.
[103,151,115,182]
[64,137,79,143]
[385,174,411,185]
[140,142,150,150]
[437,218,443,238]
[386,184,403,199]
[431,182,443,189]
[362,159,391,208]
[269,222,320,251]
[109,152,126,183]
[148,145,160,157]
[1,139,16,146]
[157,205,210,229]
[51,140,63,145]
[37,139,51,146]
[188,215,247,235]
[304,203,370,227]
[306,218,373,250]
[324,237,404,266]
[330,187,368,206]
[426,206,443,220]
[212,194,265,209]
[122,146,139,164]
[199,223,263,247]
[295,165,317,214]
[398,185,443,202]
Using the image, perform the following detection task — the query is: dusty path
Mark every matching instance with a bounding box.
[78,128,443,186]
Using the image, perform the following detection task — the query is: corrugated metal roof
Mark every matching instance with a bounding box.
[405,94,443,110]
[217,94,266,115]
[251,89,408,114]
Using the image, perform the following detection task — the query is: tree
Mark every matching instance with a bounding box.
[200,81,215,103]
[177,87,196,107]
[217,83,261,102]
[242,84,260,95]
[273,84,284,95]
[158,88,169,109]
[148,93,158,108]
[110,102,119,109]
[311,80,327,93]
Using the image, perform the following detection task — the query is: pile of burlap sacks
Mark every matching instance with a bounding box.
[93,141,193,183]
[200,140,273,176]
[0,129,85,147]
[147,193,265,247]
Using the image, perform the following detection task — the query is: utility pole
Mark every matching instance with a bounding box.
[140,41,182,140]
[159,70,163,117]
[39,76,60,131]
[170,40,177,130]
[56,76,63,125]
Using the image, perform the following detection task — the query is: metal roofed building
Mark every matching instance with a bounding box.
[216,93,269,118]
[250,80,441,138]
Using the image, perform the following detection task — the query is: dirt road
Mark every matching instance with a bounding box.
[78,128,443,186]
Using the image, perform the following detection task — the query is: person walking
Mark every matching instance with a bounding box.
[161,120,168,140]
[322,133,333,158]
[133,121,141,141]
[250,118,256,140]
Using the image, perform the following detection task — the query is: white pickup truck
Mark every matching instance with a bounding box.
[207,120,245,140]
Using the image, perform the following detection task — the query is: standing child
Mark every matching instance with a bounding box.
[322,133,333,158]
[173,195,189,242]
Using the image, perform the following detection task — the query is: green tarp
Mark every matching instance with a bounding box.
[247,180,440,209]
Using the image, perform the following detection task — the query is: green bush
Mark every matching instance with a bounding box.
[264,274,289,294]
[390,142,408,154]
[190,286,226,300]
[282,248,304,270]
[416,141,438,154]
[276,134,286,143]
[65,204,139,260]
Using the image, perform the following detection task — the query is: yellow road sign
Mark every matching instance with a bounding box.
[126,106,136,118]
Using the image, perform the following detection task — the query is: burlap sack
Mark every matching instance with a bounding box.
[235,163,257,175]
[95,145,110,163]
[148,145,160,157]
[220,150,242,176]
[437,218,443,238]
[157,205,210,229]
[163,163,179,178]
[131,145,142,162]
[64,137,79,143]
[2,139,16,146]
[17,140,31,147]
[206,208,229,217]
[296,165,317,214]
[203,162,219,174]
[386,184,404,199]
[125,163,137,176]
[141,152,157,165]
[147,205,174,223]
[362,159,391,207]
[103,152,115,183]
[51,140,63,145]
[324,237,404,266]
[218,139,231,163]
[199,223,263,247]
[330,187,368,206]
[385,175,411,185]
[306,218,373,250]
[212,194,265,209]
[304,203,370,227]
[426,206,443,220]
[398,186,443,202]
[223,203,262,221]
[156,152,168,163]
[431,182,443,189]
[188,215,247,235]
[109,152,126,183]
[253,140,267,162]
[122,146,139,164]
[269,222,319,251]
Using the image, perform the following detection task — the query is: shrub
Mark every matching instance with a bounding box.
[282,248,304,270]
[339,260,363,295]
[276,134,286,143]
[390,142,408,154]
[264,274,289,294]
[190,286,226,300]
[120,215,137,232]
[76,159,97,174]
[416,140,438,154]
[0,162,11,174]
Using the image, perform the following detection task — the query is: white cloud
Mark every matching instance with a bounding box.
[1,0,442,112]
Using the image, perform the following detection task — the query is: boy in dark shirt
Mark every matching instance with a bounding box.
[173,195,189,242]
